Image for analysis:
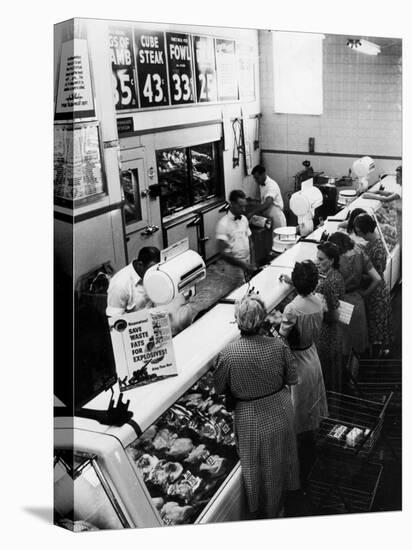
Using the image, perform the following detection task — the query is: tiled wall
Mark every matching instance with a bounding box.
[258,31,402,204]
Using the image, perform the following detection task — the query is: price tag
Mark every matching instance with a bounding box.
[135,30,169,108]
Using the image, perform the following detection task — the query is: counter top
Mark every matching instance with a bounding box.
[83,177,394,442]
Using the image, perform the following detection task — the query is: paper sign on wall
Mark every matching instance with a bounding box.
[55,39,95,120]
[108,307,178,391]
[193,35,218,103]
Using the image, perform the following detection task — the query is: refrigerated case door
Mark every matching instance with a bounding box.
[201,202,227,261]
[164,214,201,254]
[120,148,162,261]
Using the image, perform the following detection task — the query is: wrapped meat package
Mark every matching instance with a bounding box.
[184,444,211,465]
[167,438,194,459]
[199,455,228,478]
[135,454,160,480]
[160,501,194,525]
[167,471,203,503]
[153,428,178,451]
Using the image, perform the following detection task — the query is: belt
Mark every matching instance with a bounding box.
[291,343,313,352]
[236,386,286,403]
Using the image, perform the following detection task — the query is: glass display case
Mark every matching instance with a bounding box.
[157,141,223,217]
[54,451,128,531]
[374,202,398,253]
[125,368,238,526]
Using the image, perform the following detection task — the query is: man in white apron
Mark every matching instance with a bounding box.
[216,189,255,288]
[249,165,287,230]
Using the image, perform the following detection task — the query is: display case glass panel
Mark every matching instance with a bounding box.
[191,143,220,204]
[157,148,190,216]
[125,369,238,526]
[157,141,223,218]
[54,452,127,531]
[374,203,398,253]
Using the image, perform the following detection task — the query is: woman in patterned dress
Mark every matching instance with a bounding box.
[328,232,382,356]
[214,294,300,519]
[353,214,391,355]
[315,242,346,392]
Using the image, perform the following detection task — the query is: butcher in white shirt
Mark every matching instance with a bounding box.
[216,189,255,287]
[249,165,287,230]
[106,246,193,335]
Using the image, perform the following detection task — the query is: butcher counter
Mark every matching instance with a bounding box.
[54,175,401,529]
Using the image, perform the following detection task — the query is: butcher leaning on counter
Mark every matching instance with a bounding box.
[106,246,193,335]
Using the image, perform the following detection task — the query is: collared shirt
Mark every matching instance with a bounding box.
[106,262,153,317]
[216,211,251,261]
[260,175,284,210]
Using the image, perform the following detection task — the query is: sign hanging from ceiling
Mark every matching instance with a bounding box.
[55,39,96,120]
[193,35,218,103]
[166,32,195,105]
[135,30,169,108]
[109,26,138,110]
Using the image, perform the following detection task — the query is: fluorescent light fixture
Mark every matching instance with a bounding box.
[347,39,381,55]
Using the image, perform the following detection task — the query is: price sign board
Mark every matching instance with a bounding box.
[166,32,195,105]
[109,26,138,110]
[215,39,238,101]
[193,35,217,103]
[135,30,169,108]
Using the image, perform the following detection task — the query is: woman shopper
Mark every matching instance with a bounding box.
[214,294,300,519]
[315,242,346,392]
[278,261,328,486]
[278,261,328,434]
[328,231,381,356]
[353,214,391,356]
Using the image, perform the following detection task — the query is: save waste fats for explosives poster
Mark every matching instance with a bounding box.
[109,307,178,390]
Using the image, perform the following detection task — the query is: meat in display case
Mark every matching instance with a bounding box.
[126,369,238,526]
[54,364,243,530]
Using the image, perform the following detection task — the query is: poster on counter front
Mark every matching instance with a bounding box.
[193,35,218,103]
[135,30,169,108]
[108,307,178,391]
[55,39,95,120]
[215,39,239,101]
[166,33,195,105]
[54,121,105,205]
[109,26,138,110]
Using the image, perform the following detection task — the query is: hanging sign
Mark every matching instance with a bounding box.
[135,30,169,108]
[193,35,218,103]
[215,39,238,101]
[166,32,195,105]
[109,26,138,110]
[108,307,178,391]
[54,121,105,205]
[55,39,95,120]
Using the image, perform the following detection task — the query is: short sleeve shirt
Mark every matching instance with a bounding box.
[259,176,284,210]
[106,263,152,316]
[216,211,251,261]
